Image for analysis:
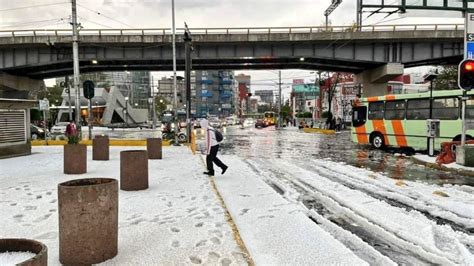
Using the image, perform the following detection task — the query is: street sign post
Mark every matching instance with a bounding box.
[39,98,49,143]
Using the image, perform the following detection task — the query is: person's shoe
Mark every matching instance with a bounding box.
[203,171,214,176]
[221,166,228,175]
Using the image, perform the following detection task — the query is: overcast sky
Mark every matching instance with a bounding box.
[0,0,466,96]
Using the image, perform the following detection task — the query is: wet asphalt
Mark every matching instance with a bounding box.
[216,125,474,187]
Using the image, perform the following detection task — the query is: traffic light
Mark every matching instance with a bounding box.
[459,59,474,90]
[246,93,252,97]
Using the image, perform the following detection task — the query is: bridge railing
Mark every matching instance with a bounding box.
[0,24,464,37]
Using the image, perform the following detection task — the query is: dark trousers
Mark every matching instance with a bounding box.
[207,145,226,174]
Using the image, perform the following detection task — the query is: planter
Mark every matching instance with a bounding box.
[120,150,149,191]
[93,135,109,161]
[147,138,162,159]
[63,144,87,174]
[58,178,118,265]
[0,238,47,266]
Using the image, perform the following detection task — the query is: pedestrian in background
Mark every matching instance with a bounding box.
[65,119,77,137]
[200,118,228,176]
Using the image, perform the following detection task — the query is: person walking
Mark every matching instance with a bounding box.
[200,118,228,176]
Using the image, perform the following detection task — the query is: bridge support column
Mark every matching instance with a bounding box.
[355,63,404,97]
[0,72,46,98]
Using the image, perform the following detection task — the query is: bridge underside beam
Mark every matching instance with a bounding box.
[3,57,383,79]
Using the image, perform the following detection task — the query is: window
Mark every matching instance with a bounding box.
[384,100,405,120]
[368,102,384,120]
[467,99,474,119]
[432,98,459,120]
[406,99,430,120]
[352,106,367,127]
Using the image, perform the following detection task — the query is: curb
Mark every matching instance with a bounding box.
[303,128,336,135]
[411,156,474,177]
[31,139,172,147]
[198,156,255,266]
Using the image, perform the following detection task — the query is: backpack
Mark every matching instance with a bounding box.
[210,129,223,142]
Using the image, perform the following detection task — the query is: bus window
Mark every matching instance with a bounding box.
[432,98,459,120]
[406,99,430,120]
[384,100,405,120]
[466,99,474,119]
[352,106,367,127]
[368,102,384,120]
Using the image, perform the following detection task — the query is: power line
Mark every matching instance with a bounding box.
[0,17,68,28]
[0,2,69,12]
[76,3,134,28]
[78,16,115,29]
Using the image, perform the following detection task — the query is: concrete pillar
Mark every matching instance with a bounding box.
[355,63,404,97]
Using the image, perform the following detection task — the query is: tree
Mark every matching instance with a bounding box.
[154,96,170,117]
[36,85,63,106]
[432,65,458,91]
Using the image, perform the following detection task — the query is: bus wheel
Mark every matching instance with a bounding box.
[371,133,385,149]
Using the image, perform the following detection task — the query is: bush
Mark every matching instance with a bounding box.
[67,135,80,145]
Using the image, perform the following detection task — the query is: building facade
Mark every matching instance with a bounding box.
[194,70,237,117]
[235,74,251,116]
[254,90,274,106]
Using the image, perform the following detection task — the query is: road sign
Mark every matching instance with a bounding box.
[39,99,49,111]
[468,42,474,59]
[83,80,95,100]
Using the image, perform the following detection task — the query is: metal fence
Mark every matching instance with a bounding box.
[0,24,464,38]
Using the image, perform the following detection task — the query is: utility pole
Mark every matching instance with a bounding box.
[184,23,193,143]
[171,0,179,145]
[71,0,81,135]
[66,76,72,121]
[152,76,157,129]
[278,70,282,128]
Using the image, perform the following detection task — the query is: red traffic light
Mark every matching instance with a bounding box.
[465,61,474,71]
[459,59,474,90]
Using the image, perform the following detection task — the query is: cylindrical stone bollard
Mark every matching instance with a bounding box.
[64,144,87,174]
[58,178,118,265]
[93,135,109,161]
[0,239,48,266]
[147,138,162,159]
[120,150,149,191]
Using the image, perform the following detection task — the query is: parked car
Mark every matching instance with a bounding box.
[51,122,69,136]
[255,119,268,128]
[31,125,48,140]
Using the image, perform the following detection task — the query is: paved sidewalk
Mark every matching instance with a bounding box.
[0,146,248,265]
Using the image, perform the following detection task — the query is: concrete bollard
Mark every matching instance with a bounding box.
[120,150,149,191]
[63,144,87,174]
[58,178,118,265]
[93,135,109,161]
[0,239,48,266]
[147,138,162,159]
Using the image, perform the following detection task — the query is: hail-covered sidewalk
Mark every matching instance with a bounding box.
[0,146,247,265]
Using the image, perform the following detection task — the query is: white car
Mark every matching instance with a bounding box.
[51,122,69,136]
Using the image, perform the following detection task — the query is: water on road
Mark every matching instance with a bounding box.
[215,125,473,186]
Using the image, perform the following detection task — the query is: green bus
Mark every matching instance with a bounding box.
[351,89,474,150]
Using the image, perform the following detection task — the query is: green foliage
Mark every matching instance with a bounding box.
[321,111,333,119]
[432,65,458,91]
[37,85,63,105]
[296,112,312,118]
[155,96,170,116]
[30,109,42,121]
[67,135,80,145]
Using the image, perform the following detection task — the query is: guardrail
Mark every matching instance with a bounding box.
[0,24,464,38]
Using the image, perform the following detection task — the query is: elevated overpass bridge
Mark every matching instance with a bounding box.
[0,24,464,96]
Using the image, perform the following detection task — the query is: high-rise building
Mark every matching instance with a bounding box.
[158,76,185,109]
[194,70,237,117]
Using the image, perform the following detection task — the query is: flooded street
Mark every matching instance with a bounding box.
[215,125,474,187]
